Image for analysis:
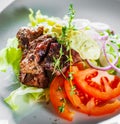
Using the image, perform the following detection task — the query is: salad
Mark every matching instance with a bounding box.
[1,4,120,121]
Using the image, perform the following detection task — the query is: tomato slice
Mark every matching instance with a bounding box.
[50,75,74,121]
[64,79,120,116]
[50,66,120,119]
[87,99,120,116]
[64,80,89,114]
[73,61,85,70]
[74,68,120,100]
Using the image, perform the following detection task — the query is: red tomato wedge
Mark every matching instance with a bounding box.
[87,99,120,116]
[64,66,88,114]
[64,79,120,116]
[73,68,120,100]
[64,79,90,114]
[73,62,85,70]
[50,66,120,120]
[50,75,74,121]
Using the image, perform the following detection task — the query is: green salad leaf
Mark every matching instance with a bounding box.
[29,8,58,27]
[0,38,22,75]
[4,85,49,111]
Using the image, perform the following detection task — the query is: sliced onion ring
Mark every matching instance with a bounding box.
[99,32,109,41]
[86,59,113,71]
[86,41,119,71]
[103,40,120,73]
[72,19,90,30]
[90,22,110,32]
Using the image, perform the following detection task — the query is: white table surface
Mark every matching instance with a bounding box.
[0,0,120,124]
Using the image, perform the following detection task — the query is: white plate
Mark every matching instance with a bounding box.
[0,0,120,124]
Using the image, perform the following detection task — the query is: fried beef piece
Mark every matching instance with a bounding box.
[41,43,81,75]
[17,26,81,88]
[17,26,57,88]
[19,72,48,88]
[17,26,44,50]
[35,37,57,63]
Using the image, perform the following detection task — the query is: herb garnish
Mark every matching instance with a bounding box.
[58,98,66,113]
[58,104,65,113]
[53,4,76,96]
[53,45,67,79]
[68,4,75,29]
[53,4,75,69]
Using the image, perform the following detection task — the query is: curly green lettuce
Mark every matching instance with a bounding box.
[4,85,49,111]
[0,38,22,75]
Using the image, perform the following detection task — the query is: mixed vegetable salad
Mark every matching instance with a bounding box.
[1,4,120,121]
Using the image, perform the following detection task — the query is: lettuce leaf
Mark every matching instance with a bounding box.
[0,38,22,75]
[4,85,49,111]
[29,8,57,27]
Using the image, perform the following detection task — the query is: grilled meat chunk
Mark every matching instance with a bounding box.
[35,37,56,63]
[41,42,81,75]
[17,26,81,88]
[17,26,44,50]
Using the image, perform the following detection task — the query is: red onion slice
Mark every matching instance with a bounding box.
[99,32,109,41]
[72,19,90,30]
[86,40,119,71]
[103,40,120,73]
[86,59,112,71]
[90,22,110,32]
